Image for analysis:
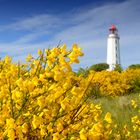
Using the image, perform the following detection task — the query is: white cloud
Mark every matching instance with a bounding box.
[0,14,62,31]
[14,31,49,44]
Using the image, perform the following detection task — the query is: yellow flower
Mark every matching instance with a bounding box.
[27,81,35,92]
[51,48,60,57]
[88,133,102,140]
[56,122,64,132]
[92,122,103,133]
[47,123,53,133]
[6,118,15,129]
[23,111,30,117]
[131,100,137,108]
[12,90,22,100]
[32,115,42,129]
[37,96,46,108]
[104,112,112,123]
[131,116,138,123]
[16,126,24,139]
[60,100,66,110]
[4,56,12,64]
[22,123,28,134]
[45,71,54,78]
[38,49,43,56]
[60,44,67,54]
[80,133,87,140]
[133,125,138,131]
[95,105,101,110]
[71,86,78,95]
[94,114,99,122]
[54,73,63,81]
[79,129,87,140]
[47,60,53,68]
[26,54,33,62]
[40,125,47,136]
[53,132,60,140]
[7,129,16,140]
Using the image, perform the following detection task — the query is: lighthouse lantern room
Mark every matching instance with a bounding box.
[107,25,121,71]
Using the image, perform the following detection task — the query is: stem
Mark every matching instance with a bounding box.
[8,78,14,118]
[18,61,21,78]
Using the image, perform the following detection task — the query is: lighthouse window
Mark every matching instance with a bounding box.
[116,46,117,51]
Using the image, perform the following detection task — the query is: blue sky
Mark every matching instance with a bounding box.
[0,0,139,70]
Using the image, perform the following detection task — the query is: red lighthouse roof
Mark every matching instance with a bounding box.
[109,25,117,31]
[109,25,117,33]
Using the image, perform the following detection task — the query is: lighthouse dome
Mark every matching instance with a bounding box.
[108,33,119,38]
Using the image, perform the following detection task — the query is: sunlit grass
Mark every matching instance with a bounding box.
[90,93,140,138]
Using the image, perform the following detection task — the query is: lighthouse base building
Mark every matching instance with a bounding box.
[107,25,121,71]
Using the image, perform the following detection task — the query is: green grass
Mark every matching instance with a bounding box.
[89,93,140,138]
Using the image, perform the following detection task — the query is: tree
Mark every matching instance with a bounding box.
[114,64,123,72]
[128,64,140,70]
[89,63,109,72]
[77,67,89,77]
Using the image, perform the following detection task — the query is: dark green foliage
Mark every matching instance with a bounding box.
[77,67,89,77]
[89,63,109,72]
[128,64,140,70]
[77,63,109,76]
[114,64,123,72]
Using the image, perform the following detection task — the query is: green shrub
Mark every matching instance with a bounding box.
[89,63,109,72]
[128,64,140,70]
[114,64,123,72]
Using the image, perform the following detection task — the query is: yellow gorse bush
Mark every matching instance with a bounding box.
[0,44,140,139]
[0,44,115,139]
[89,69,140,96]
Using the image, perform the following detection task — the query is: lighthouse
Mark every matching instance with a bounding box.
[107,25,121,71]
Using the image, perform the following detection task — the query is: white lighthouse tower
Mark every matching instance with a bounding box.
[107,25,121,71]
